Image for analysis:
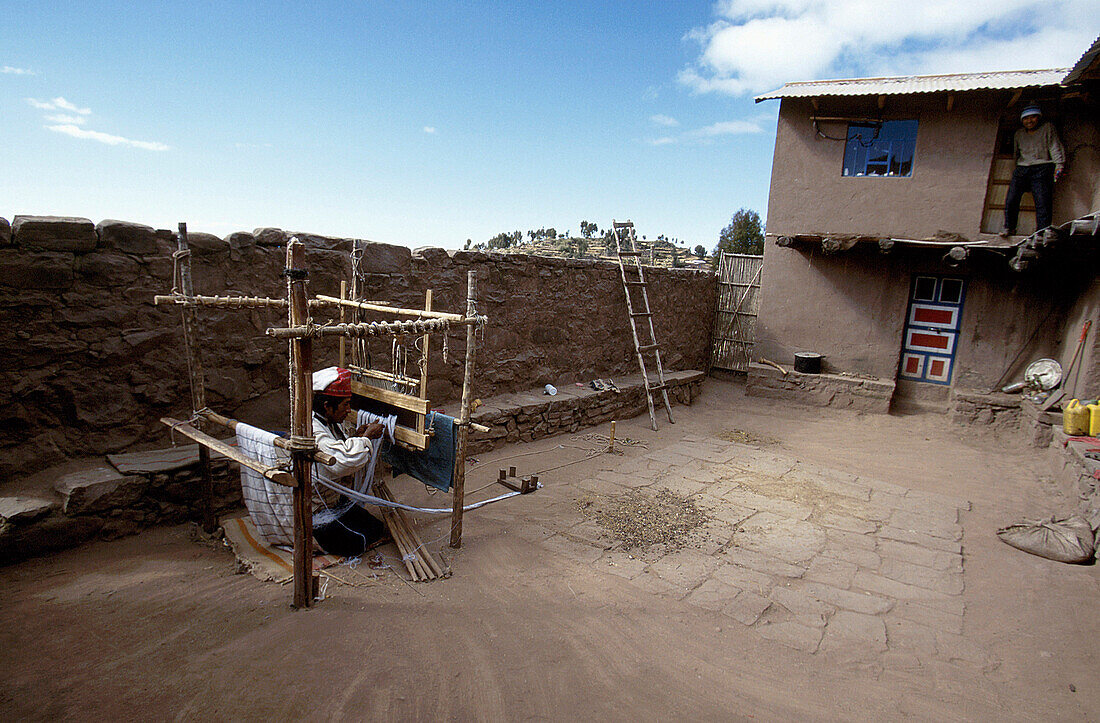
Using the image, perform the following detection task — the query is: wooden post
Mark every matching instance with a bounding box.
[418,289,432,440]
[286,240,315,608]
[338,280,348,368]
[176,222,216,535]
[450,271,478,548]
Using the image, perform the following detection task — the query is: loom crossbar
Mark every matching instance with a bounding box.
[315,294,465,322]
[197,409,337,466]
[160,417,296,487]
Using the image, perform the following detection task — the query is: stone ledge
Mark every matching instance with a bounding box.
[1048,426,1100,516]
[948,388,1021,430]
[1,454,240,566]
[1015,398,1059,447]
[746,363,893,414]
[454,370,705,453]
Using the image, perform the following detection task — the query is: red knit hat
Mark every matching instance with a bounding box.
[312,366,352,397]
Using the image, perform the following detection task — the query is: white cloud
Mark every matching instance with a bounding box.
[44,114,87,125]
[46,124,169,151]
[423,126,437,134]
[647,117,765,145]
[29,96,168,151]
[27,96,92,114]
[2,66,35,75]
[650,114,680,127]
[689,120,763,137]
[680,0,1097,95]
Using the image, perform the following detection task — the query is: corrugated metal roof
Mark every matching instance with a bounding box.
[1063,35,1100,85]
[754,69,1069,102]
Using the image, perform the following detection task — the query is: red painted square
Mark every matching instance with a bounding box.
[914,307,954,325]
[905,357,920,374]
[911,332,949,350]
[930,359,945,376]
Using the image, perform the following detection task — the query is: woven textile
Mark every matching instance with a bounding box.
[236,422,294,547]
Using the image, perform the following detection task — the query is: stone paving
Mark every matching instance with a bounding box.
[520,434,989,669]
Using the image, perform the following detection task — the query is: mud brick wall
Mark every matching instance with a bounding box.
[0,215,715,484]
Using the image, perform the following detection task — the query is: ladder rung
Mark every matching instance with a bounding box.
[624,281,646,286]
[647,383,668,392]
[618,251,641,256]
[631,311,652,316]
[638,344,659,352]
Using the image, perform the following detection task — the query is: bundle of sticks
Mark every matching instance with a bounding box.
[374,479,448,581]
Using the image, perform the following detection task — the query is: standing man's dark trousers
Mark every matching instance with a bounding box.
[1004,163,1055,233]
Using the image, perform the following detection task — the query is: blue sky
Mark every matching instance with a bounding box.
[2,1,1094,250]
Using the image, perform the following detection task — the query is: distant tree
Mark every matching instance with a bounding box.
[715,208,765,261]
[694,244,707,258]
[671,248,683,267]
[580,220,599,238]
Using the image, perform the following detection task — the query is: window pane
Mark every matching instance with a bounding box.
[939,278,963,304]
[844,120,917,177]
[866,142,890,176]
[914,276,937,301]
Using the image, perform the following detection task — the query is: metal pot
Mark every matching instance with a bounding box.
[794,352,822,374]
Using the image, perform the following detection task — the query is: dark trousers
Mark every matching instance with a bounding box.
[1004,163,1055,232]
[313,505,387,557]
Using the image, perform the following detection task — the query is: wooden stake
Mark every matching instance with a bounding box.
[176,223,215,534]
[287,240,315,609]
[608,420,616,453]
[418,289,433,440]
[450,271,479,548]
[339,280,348,368]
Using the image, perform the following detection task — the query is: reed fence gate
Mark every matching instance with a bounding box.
[711,252,763,372]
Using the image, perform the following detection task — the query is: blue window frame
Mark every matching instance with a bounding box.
[842,120,918,177]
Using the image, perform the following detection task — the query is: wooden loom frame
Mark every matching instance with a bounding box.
[154,225,488,608]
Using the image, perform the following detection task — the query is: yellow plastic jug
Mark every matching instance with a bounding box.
[1064,399,1090,435]
[1089,401,1100,436]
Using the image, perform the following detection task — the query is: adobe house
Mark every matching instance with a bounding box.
[746,36,1100,427]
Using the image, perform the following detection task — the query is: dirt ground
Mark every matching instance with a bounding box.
[2,378,1097,721]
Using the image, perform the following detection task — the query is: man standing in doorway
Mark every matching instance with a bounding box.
[1001,104,1065,237]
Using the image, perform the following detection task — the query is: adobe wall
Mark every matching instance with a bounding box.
[0,215,715,485]
[753,239,1089,390]
[766,93,1001,239]
[766,92,1099,239]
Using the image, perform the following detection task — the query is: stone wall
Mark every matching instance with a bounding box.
[0,215,716,485]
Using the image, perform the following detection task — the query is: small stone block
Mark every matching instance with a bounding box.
[756,621,823,653]
[55,466,147,515]
[0,496,56,523]
[723,589,772,625]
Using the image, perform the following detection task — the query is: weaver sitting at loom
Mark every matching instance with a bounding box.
[310,366,390,556]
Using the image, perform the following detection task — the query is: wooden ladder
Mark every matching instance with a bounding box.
[611,220,674,431]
